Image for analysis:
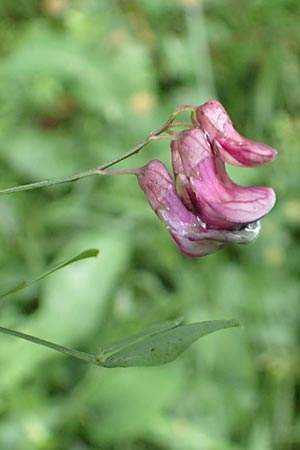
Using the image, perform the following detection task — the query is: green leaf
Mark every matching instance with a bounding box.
[100,319,240,368]
[0,248,99,299]
[0,230,130,394]
[0,319,240,369]
[98,317,184,358]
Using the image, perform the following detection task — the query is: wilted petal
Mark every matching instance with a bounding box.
[135,160,201,236]
[172,220,261,256]
[170,233,224,257]
[196,100,277,167]
[191,157,276,228]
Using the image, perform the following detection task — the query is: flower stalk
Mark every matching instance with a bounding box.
[0,106,195,196]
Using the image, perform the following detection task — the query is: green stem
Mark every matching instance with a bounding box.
[0,106,195,195]
[0,168,98,195]
[0,325,100,365]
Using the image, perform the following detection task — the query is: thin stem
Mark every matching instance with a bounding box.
[168,122,194,128]
[0,168,98,195]
[0,106,195,195]
[0,325,100,365]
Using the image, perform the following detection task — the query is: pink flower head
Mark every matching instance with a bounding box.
[136,100,277,256]
[136,160,262,257]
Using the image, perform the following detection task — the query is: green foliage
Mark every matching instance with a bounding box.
[0,1,299,449]
[0,248,99,299]
[0,318,239,368]
[101,319,240,368]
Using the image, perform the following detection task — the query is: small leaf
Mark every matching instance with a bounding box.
[0,248,99,299]
[100,319,240,367]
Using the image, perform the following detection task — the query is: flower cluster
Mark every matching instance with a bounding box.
[135,100,277,256]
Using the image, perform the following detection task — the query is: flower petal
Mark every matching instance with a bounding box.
[170,138,196,211]
[191,157,276,228]
[136,160,204,236]
[172,128,211,177]
[214,137,277,167]
[171,128,211,210]
[196,99,277,167]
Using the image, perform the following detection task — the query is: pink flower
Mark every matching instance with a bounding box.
[135,100,277,257]
[136,160,262,257]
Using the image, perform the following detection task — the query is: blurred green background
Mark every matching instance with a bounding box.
[0,1,300,449]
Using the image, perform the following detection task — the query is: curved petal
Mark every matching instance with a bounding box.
[190,157,276,228]
[214,137,277,167]
[196,100,277,167]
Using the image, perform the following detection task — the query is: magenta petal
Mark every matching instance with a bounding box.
[171,128,212,210]
[196,99,277,167]
[136,160,204,235]
[170,139,195,210]
[191,158,276,228]
[215,138,277,167]
[172,128,211,177]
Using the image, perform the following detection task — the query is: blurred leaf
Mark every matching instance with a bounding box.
[149,416,239,450]
[0,248,99,299]
[101,319,240,367]
[253,50,278,133]
[77,365,183,444]
[0,230,131,394]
